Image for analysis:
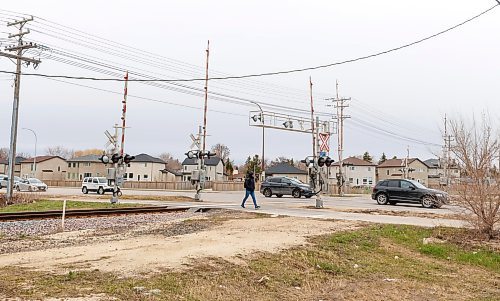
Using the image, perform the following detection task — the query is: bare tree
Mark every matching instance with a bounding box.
[158,152,182,170]
[45,146,74,159]
[0,148,8,160]
[73,149,104,157]
[211,143,230,162]
[450,116,499,239]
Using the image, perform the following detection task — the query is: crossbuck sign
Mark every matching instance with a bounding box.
[319,133,330,152]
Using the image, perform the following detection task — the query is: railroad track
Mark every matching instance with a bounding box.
[0,206,209,221]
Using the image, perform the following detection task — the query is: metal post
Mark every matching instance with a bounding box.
[251,101,265,181]
[111,124,119,204]
[120,72,129,158]
[195,126,203,201]
[22,128,37,178]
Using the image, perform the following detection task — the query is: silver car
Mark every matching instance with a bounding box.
[14,178,38,192]
[24,178,48,192]
[0,175,22,189]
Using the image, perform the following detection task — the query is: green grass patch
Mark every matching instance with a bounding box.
[0,200,144,213]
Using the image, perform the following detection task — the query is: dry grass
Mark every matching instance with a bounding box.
[0,224,498,301]
[302,206,461,220]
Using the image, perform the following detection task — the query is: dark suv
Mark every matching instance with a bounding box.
[260,177,314,198]
[372,179,449,208]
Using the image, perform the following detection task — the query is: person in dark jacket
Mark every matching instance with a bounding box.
[241,172,260,209]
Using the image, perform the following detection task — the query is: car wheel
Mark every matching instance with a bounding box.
[117,190,123,197]
[376,193,388,205]
[422,196,434,208]
[97,187,105,195]
[263,188,272,198]
[276,194,283,198]
[82,187,88,194]
[292,189,301,198]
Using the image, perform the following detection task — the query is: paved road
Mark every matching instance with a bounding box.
[44,187,465,228]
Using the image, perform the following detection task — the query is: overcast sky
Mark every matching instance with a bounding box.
[0,0,499,165]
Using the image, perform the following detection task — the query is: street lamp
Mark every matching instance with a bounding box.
[251,102,265,181]
[22,127,37,177]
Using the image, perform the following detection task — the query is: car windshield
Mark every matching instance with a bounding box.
[28,178,42,183]
[97,177,107,183]
[288,178,303,185]
[408,180,426,189]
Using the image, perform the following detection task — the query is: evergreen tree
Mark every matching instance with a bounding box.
[378,152,387,164]
[362,151,372,163]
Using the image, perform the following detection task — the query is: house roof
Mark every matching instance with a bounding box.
[265,163,307,175]
[423,158,440,168]
[15,156,26,164]
[21,156,66,164]
[133,153,165,164]
[67,154,102,162]
[332,156,377,167]
[160,167,183,176]
[182,157,222,166]
[377,158,425,168]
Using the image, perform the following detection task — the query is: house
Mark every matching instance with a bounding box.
[377,158,429,185]
[182,157,226,181]
[67,154,107,180]
[424,158,461,186]
[0,158,7,174]
[329,157,377,187]
[265,163,308,183]
[19,156,68,180]
[125,153,166,181]
[159,167,183,182]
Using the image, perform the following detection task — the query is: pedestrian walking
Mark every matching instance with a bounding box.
[241,172,260,209]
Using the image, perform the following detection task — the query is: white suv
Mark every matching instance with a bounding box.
[81,177,113,195]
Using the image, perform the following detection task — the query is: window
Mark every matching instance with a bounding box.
[362,178,367,184]
[144,163,148,167]
[349,178,353,184]
[58,166,61,172]
[349,166,355,171]
[84,162,91,167]
[68,163,71,168]
[387,180,400,188]
[368,167,371,171]
[401,181,412,189]
[184,166,187,170]
[30,163,34,171]
[269,178,281,183]
[128,173,133,179]
[386,170,390,175]
[144,175,148,179]
[124,173,128,179]
[379,181,388,187]
[93,178,98,184]
[368,177,373,185]
[84,173,92,178]
[127,164,131,167]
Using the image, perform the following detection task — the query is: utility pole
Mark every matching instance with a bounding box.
[0,16,41,201]
[405,145,410,179]
[443,115,454,187]
[326,81,350,196]
[310,77,323,208]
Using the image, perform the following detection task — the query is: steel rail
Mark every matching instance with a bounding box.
[0,206,207,221]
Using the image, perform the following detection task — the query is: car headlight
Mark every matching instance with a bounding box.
[435,193,443,197]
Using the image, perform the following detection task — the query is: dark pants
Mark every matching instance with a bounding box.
[242,189,258,207]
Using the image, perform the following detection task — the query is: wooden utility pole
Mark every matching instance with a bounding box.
[0,16,40,202]
[330,81,350,196]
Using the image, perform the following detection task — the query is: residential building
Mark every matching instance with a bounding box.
[329,157,377,187]
[377,158,429,185]
[424,158,461,186]
[67,154,107,180]
[125,153,166,181]
[265,163,308,183]
[0,158,7,174]
[19,156,68,180]
[182,157,226,181]
[159,167,183,182]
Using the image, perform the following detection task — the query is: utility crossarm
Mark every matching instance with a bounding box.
[0,52,41,64]
[7,16,34,27]
[8,29,30,39]
[5,43,38,52]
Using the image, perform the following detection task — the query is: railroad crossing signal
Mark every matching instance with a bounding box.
[190,133,200,149]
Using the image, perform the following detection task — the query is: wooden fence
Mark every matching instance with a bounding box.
[45,180,213,190]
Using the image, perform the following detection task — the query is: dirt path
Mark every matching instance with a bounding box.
[0,216,359,276]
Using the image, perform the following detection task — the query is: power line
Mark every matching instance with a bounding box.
[1,3,497,82]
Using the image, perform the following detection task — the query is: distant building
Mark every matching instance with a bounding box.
[67,154,107,180]
[330,157,377,187]
[0,158,7,174]
[377,158,429,185]
[265,163,308,183]
[20,156,68,180]
[125,153,167,182]
[182,157,226,181]
[159,167,183,182]
[424,158,461,186]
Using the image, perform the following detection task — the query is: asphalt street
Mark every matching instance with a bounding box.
[42,187,465,228]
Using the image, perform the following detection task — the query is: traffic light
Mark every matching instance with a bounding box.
[123,154,135,164]
[111,154,122,164]
[301,158,314,168]
[317,156,334,167]
[99,154,110,164]
[185,150,199,159]
[203,151,217,159]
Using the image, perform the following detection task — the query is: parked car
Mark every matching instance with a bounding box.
[25,178,48,191]
[260,177,314,198]
[0,175,22,189]
[371,179,449,208]
[14,178,39,192]
[81,177,114,195]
